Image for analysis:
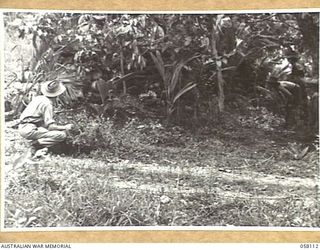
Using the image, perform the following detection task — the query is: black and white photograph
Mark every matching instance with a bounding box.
[1,10,319,229]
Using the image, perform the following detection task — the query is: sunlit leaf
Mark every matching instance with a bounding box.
[184,36,192,46]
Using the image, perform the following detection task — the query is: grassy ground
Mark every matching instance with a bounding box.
[3,107,319,228]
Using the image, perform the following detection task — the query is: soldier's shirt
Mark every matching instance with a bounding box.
[19,95,56,128]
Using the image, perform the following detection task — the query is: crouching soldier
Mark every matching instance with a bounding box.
[18,80,74,152]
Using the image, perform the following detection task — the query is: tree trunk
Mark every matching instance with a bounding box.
[208,98,213,122]
[176,73,182,123]
[210,18,225,113]
[296,13,319,76]
[120,42,127,95]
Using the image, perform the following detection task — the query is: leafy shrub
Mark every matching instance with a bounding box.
[238,106,285,131]
[56,107,190,161]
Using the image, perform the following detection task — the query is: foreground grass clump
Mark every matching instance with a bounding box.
[5,158,160,227]
[4,153,319,227]
[5,164,319,227]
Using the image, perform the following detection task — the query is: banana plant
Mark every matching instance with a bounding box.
[150,50,200,120]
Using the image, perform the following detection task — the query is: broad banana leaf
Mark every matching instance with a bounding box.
[150,51,166,82]
[169,54,201,99]
[279,81,299,89]
[278,85,293,97]
[169,62,184,99]
[172,82,197,105]
[255,86,274,97]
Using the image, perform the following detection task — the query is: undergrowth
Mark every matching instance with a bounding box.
[4,106,319,228]
[57,110,193,161]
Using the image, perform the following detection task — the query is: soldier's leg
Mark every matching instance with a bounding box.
[19,124,66,147]
[34,127,66,147]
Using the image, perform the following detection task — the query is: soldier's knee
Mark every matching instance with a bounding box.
[18,124,35,139]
